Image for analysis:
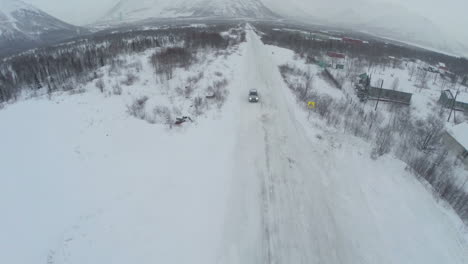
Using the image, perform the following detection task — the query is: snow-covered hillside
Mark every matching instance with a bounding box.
[1,25,468,264]
[100,0,279,24]
[0,0,85,56]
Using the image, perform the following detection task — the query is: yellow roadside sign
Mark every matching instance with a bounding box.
[308,102,316,109]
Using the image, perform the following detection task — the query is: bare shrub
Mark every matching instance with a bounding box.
[175,87,185,97]
[68,87,86,95]
[416,69,429,90]
[315,95,333,118]
[121,72,138,86]
[343,106,367,137]
[211,79,229,107]
[152,106,174,127]
[302,70,314,100]
[193,96,205,115]
[184,84,194,98]
[128,60,143,73]
[62,83,74,91]
[108,58,125,76]
[406,148,452,185]
[371,125,394,159]
[95,78,105,93]
[127,96,149,120]
[412,115,445,152]
[186,72,204,87]
[172,106,182,117]
[280,64,316,103]
[113,83,122,95]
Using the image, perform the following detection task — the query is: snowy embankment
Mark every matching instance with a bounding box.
[1,25,468,264]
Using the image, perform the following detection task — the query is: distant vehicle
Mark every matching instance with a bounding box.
[249,89,259,103]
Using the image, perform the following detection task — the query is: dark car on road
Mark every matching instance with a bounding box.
[249,89,259,103]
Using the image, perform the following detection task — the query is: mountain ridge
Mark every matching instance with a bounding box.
[100,0,280,24]
[0,0,86,56]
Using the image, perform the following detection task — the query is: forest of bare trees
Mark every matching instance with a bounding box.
[255,22,468,77]
[0,25,238,103]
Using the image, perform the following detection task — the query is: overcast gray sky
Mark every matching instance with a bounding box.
[388,0,466,34]
[21,0,468,44]
[23,0,117,25]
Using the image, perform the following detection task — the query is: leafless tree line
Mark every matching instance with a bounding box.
[256,22,468,77]
[0,25,239,103]
[151,47,195,80]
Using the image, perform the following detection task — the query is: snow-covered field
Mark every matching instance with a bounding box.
[1,26,468,264]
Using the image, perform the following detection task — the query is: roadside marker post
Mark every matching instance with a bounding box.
[308,102,315,120]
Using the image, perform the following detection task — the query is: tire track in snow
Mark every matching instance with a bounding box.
[242,25,347,263]
[222,25,349,264]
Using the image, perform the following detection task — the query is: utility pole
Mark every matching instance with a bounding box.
[447,87,460,122]
[304,65,311,98]
[375,79,384,111]
[460,176,468,193]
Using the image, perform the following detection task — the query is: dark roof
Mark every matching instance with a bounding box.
[327,52,345,59]
[443,90,454,99]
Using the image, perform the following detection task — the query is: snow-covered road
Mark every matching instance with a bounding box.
[220,25,354,264]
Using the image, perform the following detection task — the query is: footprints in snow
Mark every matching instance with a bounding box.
[46,192,132,264]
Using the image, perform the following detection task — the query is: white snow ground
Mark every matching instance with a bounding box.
[1,26,468,264]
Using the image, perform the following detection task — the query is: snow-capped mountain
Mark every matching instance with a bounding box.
[0,0,86,56]
[100,0,279,24]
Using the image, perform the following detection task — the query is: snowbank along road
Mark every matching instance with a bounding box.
[1,25,468,264]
